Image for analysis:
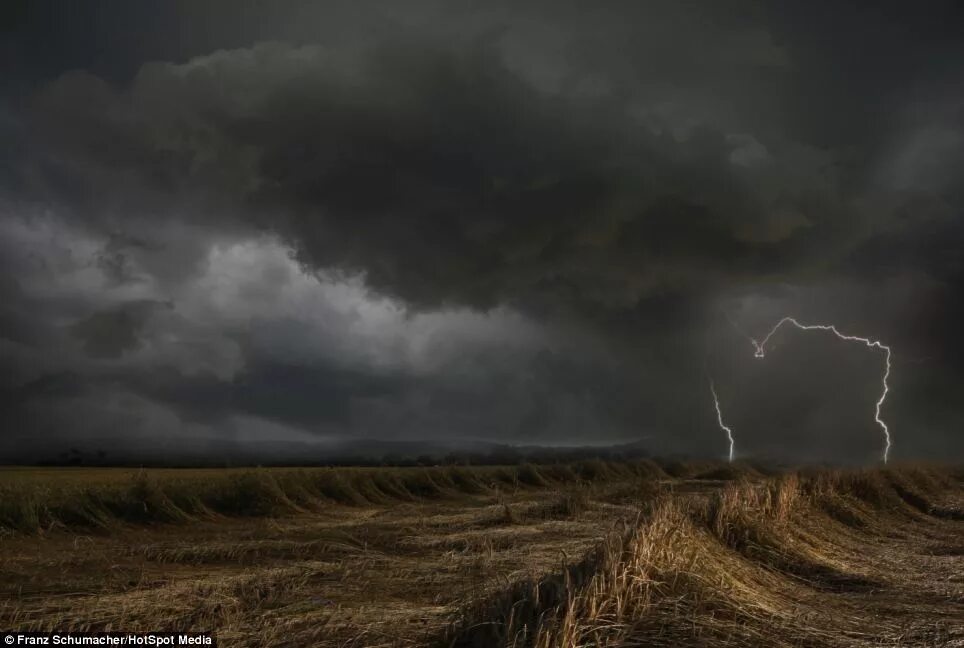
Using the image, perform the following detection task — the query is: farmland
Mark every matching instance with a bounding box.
[0,462,961,647]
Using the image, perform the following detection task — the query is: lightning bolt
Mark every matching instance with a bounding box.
[709,377,735,463]
[749,317,893,464]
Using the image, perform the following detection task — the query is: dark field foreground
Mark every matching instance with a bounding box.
[0,462,962,647]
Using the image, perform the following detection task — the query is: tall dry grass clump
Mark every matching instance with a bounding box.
[445,491,824,648]
[443,465,963,648]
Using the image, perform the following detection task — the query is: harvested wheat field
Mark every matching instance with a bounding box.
[0,462,962,647]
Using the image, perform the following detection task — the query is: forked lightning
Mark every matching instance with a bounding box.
[749,317,893,463]
[712,315,894,463]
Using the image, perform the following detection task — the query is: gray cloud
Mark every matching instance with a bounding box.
[19,39,859,313]
[70,299,171,358]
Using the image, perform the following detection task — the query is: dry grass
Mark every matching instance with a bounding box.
[0,462,961,647]
[0,462,657,534]
[443,464,964,648]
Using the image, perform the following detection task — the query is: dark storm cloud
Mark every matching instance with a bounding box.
[1,0,963,461]
[17,39,840,312]
[70,300,172,358]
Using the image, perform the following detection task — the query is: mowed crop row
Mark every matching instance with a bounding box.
[444,466,964,647]
[0,460,684,534]
[0,460,676,644]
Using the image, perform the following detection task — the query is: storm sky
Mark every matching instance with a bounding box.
[2,0,963,463]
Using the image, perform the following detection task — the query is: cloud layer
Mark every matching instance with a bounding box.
[2,0,963,462]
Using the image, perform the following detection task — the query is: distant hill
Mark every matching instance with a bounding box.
[0,435,656,467]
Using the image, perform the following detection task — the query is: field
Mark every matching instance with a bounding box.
[0,461,962,647]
